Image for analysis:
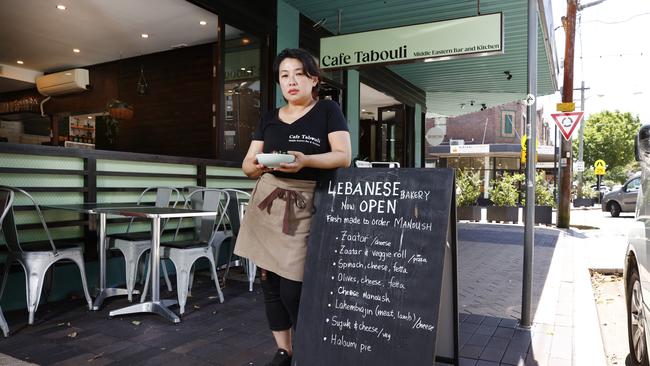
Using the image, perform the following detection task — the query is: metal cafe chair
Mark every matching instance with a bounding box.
[141,188,227,314]
[222,189,256,292]
[184,186,232,258]
[0,186,93,325]
[0,188,14,336]
[185,186,232,297]
[107,187,182,301]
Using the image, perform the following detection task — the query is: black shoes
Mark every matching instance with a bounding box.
[266,348,292,366]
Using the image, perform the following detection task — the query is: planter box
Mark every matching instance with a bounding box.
[523,205,553,225]
[486,206,519,224]
[457,206,481,222]
[573,198,594,207]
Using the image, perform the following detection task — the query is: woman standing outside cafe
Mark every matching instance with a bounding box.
[236,48,352,366]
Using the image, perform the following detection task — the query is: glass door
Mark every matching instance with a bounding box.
[376,104,405,166]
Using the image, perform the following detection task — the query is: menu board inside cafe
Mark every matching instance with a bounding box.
[293,168,456,366]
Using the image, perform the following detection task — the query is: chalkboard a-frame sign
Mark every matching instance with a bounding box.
[293,168,459,366]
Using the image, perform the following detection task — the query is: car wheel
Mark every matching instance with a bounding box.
[610,202,622,217]
[627,267,650,366]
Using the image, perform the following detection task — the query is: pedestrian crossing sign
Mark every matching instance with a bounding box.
[594,159,606,175]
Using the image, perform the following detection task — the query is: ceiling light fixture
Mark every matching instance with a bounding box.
[470,100,475,106]
[56,4,66,10]
[141,33,149,38]
[241,38,251,45]
[199,20,207,26]
[361,109,366,112]
[460,103,465,109]
[16,60,24,64]
[73,48,80,53]
[240,67,246,71]
[504,71,512,80]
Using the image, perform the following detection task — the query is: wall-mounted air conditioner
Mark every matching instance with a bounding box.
[36,69,89,96]
[449,139,465,145]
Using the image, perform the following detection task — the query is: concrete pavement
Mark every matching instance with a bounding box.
[454,206,630,366]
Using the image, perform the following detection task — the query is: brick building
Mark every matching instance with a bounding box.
[425,100,556,199]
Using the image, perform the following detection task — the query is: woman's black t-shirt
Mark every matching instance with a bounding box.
[253,100,349,181]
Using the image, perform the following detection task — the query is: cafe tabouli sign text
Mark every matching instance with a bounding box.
[320,13,503,69]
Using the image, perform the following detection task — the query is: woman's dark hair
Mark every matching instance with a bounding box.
[273,48,321,98]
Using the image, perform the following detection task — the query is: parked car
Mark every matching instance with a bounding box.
[602,172,641,217]
[624,124,650,366]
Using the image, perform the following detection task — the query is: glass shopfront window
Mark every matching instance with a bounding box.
[222,25,262,159]
[494,157,521,170]
[446,156,485,170]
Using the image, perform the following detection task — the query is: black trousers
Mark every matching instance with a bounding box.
[260,269,303,331]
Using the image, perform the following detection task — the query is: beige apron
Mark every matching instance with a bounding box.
[234,173,316,282]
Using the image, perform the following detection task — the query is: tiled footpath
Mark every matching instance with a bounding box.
[452,223,607,366]
[0,223,609,365]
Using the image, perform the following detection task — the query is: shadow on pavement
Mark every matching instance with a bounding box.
[456,223,560,364]
[456,313,537,366]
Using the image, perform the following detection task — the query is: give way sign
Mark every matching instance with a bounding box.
[551,112,584,140]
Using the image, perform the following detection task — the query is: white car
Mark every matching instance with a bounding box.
[624,124,650,366]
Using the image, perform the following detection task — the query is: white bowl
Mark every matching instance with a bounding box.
[256,153,295,168]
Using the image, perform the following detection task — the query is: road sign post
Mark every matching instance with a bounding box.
[594,159,606,203]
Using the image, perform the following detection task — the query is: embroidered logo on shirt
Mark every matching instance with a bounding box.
[288,134,321,147]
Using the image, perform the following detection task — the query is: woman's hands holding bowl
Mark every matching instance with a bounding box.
[255,151,306,173]
[273,151,307,173]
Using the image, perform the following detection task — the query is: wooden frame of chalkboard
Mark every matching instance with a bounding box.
[293,168,459,366]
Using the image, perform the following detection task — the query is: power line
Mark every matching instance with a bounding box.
[581,11,650,25]
[578,52,648,59]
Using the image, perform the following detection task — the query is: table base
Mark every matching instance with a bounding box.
[108,300,180,323]
[92,288,140,311]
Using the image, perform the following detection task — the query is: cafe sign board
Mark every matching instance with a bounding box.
[319,13,503,69]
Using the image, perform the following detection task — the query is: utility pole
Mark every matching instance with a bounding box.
[557,0,578,228]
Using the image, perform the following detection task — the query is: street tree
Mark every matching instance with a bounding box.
[578,110,641,183]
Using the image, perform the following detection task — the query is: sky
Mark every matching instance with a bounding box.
[541,0,650,125]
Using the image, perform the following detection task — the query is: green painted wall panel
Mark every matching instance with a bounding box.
[12,210,80,225]
[0,153,84,170]
[97,176,195,188]
[13,226,84,243]
[0,174,84,187]
[206,166,246,177]
[96,160,196,174]
[11,192,83,206]
[206,179,255,189]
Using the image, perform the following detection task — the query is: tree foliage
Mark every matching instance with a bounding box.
[578,110,641,182]
[456,170,482,206]
[489,172,524,207]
